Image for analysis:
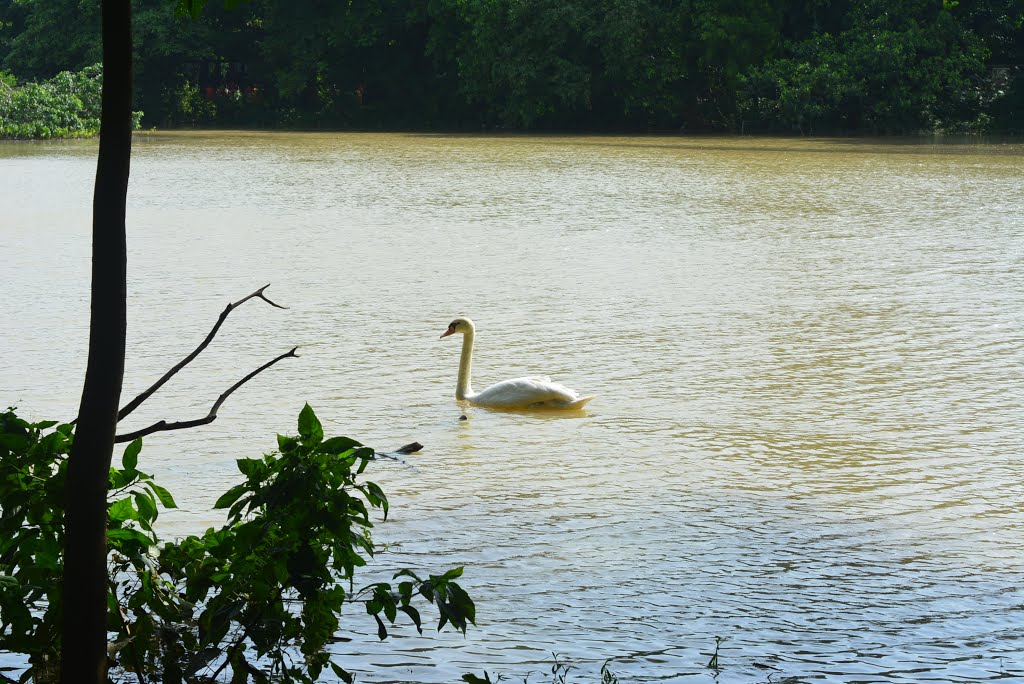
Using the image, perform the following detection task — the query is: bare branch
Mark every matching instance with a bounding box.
[116,284,287,422]
[114,348,299,443]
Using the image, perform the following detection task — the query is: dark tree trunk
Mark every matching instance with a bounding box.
[59,1,132,682]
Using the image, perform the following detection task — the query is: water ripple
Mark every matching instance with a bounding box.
[2,134,1022,682]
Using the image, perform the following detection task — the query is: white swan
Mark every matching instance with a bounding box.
[440,317,594,410]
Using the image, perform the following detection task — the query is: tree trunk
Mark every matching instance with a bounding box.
[59,1,132,682]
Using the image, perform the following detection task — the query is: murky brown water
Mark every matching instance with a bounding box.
[2,132,1023,682]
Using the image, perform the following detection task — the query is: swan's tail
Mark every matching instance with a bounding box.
[563,395,595,410]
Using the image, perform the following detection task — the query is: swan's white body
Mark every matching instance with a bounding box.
[440,317,594,410]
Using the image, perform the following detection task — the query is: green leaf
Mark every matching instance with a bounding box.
[297,403,323,444]
[107,528,153,547]
[277,434,298,452]
[227,496,252,521]
[38,430,69,454]
[448,582,476,627]
[108,497,137,523]
[237,458,263,477]
[330,662,355,684]
[462,674,493,684]
[354,447,374,472]
[122,438,142,470]
[214,484,247,510]
[322,436,361,454]
[31,420,59,430]
[145,481,177,509]
[399,604,423,634]
[109,466,139,489]
[442,567,464,580]
[0,433,29,452]
[393,569,422,582]
[134,491,157,526]
[373,613,388,640]
[364,481,388,519]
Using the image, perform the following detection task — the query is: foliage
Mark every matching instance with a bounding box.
[0,0,101,80]
[0,0,1020,132]
[0,405,475,683]
[585,0,691,125]
[0,64,142,139]
[443,0,594,128]
[739,0,995,133]
[0,64,101,138]
[0,410,72,678]
[172,81,218,126]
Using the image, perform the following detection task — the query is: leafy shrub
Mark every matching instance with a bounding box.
[0,64,143,139]
[0,405,475,683]
[0,411,71,679]
[172,81,217,126]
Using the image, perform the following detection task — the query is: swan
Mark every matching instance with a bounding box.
[440,317,594,410]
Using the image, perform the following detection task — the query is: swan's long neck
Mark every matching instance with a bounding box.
[456,327,475,400]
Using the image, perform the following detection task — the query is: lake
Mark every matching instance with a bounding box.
[2,132,1023,682]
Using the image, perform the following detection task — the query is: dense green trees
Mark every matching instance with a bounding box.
[741,0,998,133]
[1,0,1021,134]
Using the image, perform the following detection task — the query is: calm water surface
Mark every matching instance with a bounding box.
[2,132,1023,683]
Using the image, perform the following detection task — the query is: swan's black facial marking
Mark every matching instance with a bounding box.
[449,320,460,329]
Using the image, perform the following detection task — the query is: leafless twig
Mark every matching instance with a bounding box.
[114,347,298,443]
[116,284,286,422]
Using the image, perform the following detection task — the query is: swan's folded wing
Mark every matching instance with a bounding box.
[472,376,580,408]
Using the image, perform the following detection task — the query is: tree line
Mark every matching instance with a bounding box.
[2,0,1021,135]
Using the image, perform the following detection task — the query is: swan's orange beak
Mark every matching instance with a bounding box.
[440,325,455,339]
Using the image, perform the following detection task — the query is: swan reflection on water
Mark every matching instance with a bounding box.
[440,317,594,411]
[455,406,591,422]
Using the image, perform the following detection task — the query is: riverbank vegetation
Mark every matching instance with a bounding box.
[0,65,142,139]
[1,0,1020,136]
[0,405,475,682]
